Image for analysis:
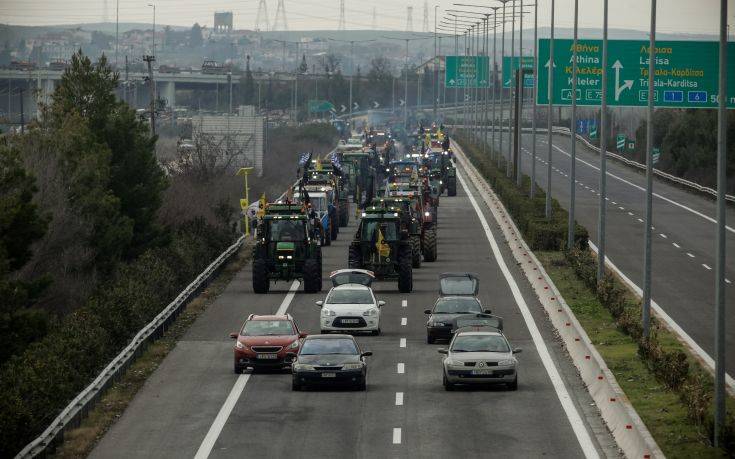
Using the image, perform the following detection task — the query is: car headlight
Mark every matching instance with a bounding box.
[322,308,336,316]
[443,358,458,366]
[288,340,299,350]
[342,363,363,370]
[362,308,378,316]
[424,211,430,217]
[293,363,315,371]
[498,359,516,366]
[235,341,248,350]
[439,180,443,184]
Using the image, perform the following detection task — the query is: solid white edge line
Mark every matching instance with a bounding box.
[397,363,405,374]
[400,317,407,326]
[588,241,735,393]
[194,280,300,459]
[392,427,402,444]
[399,338,406,348]
[457,172,600,459]
[395,392,404,406]
[550,144,735,234]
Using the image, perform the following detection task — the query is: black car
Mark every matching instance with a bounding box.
[425,296,490,343]
[292,334,372,391]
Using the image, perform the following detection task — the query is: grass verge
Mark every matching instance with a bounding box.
[50,243,253,459]
[455,131,734,457]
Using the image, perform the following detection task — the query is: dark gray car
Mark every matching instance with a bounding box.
[291,334,372,391]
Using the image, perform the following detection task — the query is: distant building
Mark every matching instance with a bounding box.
[214,11,233,34]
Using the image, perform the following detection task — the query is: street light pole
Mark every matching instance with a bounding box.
[516,0,524,188]
[642,0,657,338]
[147,3,156,56]
[545,0,555,219]
[498,0,508,168]
[434,5,439,120]
[567,0,579,249]
[115,0,119,67]
[491,8,499,161]
[507,0,516,178]
[597,0,609,279]
[530,0,538,197]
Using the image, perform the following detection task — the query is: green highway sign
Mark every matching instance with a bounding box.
[308,100,335,113]
[616,134,626,150]
[589,122,598,139]
[627,140,636,151]
[502,56,535,88]
[652,147,660,164]
[445,56,490,88]
[537,39,735,108]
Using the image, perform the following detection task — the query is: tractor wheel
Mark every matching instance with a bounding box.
[252,259,270,294]
[348,245,362,268]
[330,215,339,240]
[303,258,322,293]
[397,249,413,293]
[423,227,438,262]
[323,228,331,246]
[339,201,349,227]
[447,179,457,196]
[410,235,422,268]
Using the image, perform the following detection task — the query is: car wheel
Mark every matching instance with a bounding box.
[508,377,518,391]
[371,329,380,336]
[357,379,367,391]
[234,364,243,374]
[427,335,435,344]
[292,379,301,391]
[443,373,454,391]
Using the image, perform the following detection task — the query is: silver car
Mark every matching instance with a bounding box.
[438,328,521,391]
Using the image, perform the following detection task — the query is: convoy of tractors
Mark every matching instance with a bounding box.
[251,123,456,294]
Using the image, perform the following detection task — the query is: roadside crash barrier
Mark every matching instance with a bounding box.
[15,237,247,459]
[453,140,664,459]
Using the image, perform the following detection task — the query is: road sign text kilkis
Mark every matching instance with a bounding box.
[536,39,735,108]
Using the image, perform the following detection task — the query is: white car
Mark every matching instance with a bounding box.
[317,269,385,335]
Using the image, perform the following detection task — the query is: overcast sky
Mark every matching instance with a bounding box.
[0,0,725,35]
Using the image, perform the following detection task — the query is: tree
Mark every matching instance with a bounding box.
[50,50,167,260]
[190,23,204,47]
[299,54,308,74]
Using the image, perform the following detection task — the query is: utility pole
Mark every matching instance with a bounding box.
[115,0,119,67]
[124,55,129,104]
[147,3,156,57]
[19,88,24,134]
[144,55,156,136]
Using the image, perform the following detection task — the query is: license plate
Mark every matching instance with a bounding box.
[342,319,359,324]
[471,369,494,375]
[257,353,278,360]
[321,372,336,378]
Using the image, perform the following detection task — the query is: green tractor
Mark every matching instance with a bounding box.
[252,203,322,294]
[342,150,376,206]
[307,162,350,230]
[348,206,413,293]
[375,189,437,267]
[426,150,456,196]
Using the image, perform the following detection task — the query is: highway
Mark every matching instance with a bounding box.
[479,127,735,378]
[89,162,616,458]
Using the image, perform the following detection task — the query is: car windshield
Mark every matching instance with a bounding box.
[451,334,510,353]
[327,289,374,304]
[269,220,305,242]
[362,220,398,242]
[440,276,478,295]
[242,320,295,336]
[300,338,358,355]
[433,297,482,314]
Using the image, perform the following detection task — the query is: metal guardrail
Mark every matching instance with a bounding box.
[15,236,247,458]
[450,123,735,204]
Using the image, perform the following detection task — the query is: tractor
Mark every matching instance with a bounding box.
[252,203,322,294]
[381,187,437,266]
[348,206,413,293]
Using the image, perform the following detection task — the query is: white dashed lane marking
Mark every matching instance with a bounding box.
[401,299,407,308]
[687,253,696,258]
[703,264,712,271]
[399,338,406,348]
[400,317,407,326]
[673,243,681,248]
[393,428,402,444]
[397,363,405,374]
[395,392,404,406]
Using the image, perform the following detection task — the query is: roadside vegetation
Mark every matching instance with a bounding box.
[457,132,734,457]
[0,50,338,457]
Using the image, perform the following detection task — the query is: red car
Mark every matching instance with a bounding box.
[229,314,306,373]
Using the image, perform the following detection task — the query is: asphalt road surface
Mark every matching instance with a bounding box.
[90,164,618,458]
[481,127,735,379]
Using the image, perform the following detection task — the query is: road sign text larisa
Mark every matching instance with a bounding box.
[445,56,490,88]
[502,56,535,88]
[536,39,735,108]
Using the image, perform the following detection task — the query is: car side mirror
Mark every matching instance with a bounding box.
[512,348,523,354]
[437,349,448,354]
[361,351,373,357]
[484,309,492,314]
[378,300,386,307]
[299,332,308,339]
[315,300,324,307]
[229,333,238,339]
[424,309,431,315]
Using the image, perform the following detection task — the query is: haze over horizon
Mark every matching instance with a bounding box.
[0,0,725,36]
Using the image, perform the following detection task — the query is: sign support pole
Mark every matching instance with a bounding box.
[491,8,499,163]
[714,0,727,447]
[507,0,516,178]
[545,0,555,219]
[531,1,537,197]
[567,0,578,249]
[498,1,508,168]
[642,0,656,338]
[598,0,609,281]
[516,0,524,188]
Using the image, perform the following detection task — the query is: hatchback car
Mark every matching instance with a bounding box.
[230,314,306,373]
[317,269,385,335]
[291,334,372,391]
[425,297,489,343]
[439,327,521,390]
